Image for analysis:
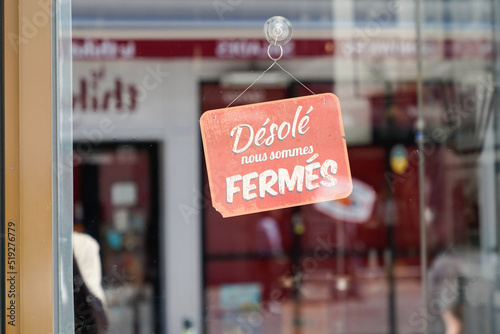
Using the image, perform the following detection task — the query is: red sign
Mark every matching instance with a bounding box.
[72,38,334,60]
[72,38,493,61]
[200,93,352,217]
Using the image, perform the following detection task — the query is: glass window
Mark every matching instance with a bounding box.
[7,0,500,333]
[67,0,500,333]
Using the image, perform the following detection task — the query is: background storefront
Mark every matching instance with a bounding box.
[69,1,500,333]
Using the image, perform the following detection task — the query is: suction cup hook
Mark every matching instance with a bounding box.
[264,16,293,46]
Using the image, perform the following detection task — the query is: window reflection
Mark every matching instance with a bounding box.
[73,144,160,333]
[70,0,500,333]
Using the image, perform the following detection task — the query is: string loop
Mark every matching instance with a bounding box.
[267,44,283,61]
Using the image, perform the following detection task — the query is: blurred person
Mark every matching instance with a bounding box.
[73,227,108,334]
[429,252,463,334]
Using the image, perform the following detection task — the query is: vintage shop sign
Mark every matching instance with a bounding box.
[200,93,352,217]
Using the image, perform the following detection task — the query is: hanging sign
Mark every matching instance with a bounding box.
[200,93,352,217]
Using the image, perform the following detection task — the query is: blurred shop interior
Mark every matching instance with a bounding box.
[71,0,500,333]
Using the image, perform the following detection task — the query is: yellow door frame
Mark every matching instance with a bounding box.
[4,0,73,333]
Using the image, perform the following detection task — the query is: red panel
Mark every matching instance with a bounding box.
[392,146,468,251]
[302,146,388,252]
